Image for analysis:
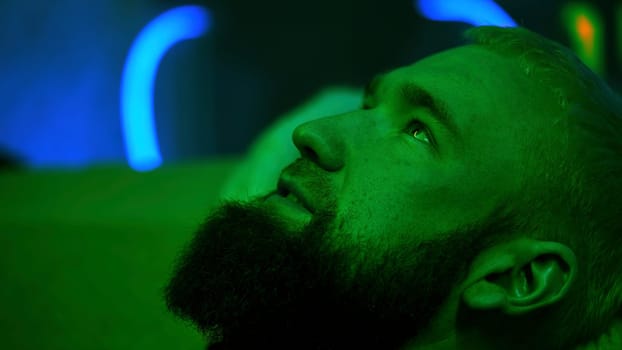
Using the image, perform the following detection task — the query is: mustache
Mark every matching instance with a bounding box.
[279,158,335,210]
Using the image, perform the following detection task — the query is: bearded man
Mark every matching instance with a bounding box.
[164,26,622,350]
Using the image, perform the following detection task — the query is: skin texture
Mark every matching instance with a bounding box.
[165,45,591,349]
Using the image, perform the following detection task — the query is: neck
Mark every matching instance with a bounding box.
[575,318,622,350]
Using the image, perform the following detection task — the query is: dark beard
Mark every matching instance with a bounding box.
[163,199,511,350]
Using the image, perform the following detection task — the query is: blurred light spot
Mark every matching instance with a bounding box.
[415,0,517,27]
[562,2,604,75]
[577,15,594,55]
[121,5,211,172]
[577,15,594,43]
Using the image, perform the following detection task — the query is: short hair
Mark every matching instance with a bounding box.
[463,26,622,347]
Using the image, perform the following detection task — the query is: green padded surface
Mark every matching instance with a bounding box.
[0,157,242,350]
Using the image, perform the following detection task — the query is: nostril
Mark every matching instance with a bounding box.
[277,186,289,197]
[301,146,317,162]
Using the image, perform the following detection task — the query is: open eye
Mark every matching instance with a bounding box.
[408,120,432,144]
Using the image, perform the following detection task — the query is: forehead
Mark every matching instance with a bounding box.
[387,45,535,127]
[383,45,556,192]
[384,45,552,152]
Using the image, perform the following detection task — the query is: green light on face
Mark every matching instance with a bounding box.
[562,2,605,76]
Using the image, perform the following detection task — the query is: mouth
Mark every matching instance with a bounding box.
[284,191,306,208]
[263,190,312,217]
[277,179,315,214]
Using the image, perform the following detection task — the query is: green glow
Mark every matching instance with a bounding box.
[561,2,605,75]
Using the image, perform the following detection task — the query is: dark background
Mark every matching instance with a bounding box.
[0,0,620,170]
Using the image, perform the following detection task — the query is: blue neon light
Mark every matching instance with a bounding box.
[415,0,517,27]
[121,5,211,172]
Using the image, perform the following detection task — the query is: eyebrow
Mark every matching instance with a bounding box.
[364,74,463,150]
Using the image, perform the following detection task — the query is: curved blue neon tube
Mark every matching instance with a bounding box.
[416,0,517,27]
[121,5,211,172]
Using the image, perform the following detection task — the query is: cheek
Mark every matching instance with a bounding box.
[335,192,414,242]
[336,163,463,239]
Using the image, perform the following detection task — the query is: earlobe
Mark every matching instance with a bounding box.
[461,239,577,316]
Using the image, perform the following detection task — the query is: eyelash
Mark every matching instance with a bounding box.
[361,103,434,146]
[407,119,433,145]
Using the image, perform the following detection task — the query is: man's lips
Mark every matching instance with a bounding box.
[277,176,315,214]
[263,191,312,216]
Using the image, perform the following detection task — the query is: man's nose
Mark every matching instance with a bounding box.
[291,113,350,172]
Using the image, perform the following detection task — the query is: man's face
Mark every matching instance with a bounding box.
[165,46,545,349]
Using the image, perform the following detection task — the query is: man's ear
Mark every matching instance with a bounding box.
[461,238,577,315]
